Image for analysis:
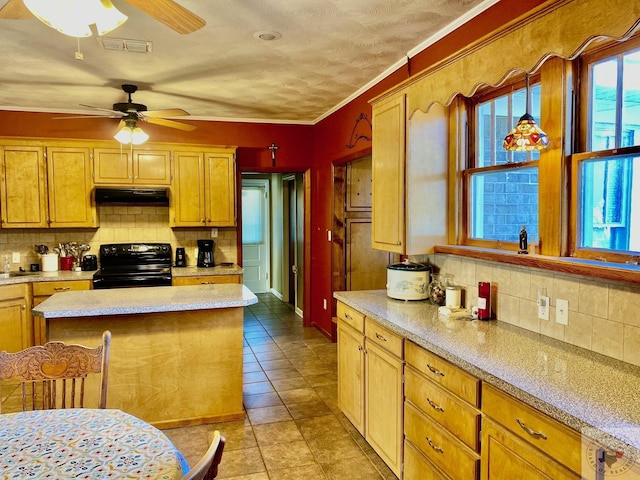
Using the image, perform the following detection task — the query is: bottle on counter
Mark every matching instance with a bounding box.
[3,255,9,273]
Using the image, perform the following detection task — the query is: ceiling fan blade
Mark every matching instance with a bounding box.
[79,104,127,116]
[144,117,196,131]
[0,0,32,19]
[124,0,205,34]
[53,115,119,120]
[143,108,189,118]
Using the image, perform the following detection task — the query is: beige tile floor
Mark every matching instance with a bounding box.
[163,293,397,480]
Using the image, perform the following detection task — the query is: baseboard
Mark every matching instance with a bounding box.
[269,288,283,300]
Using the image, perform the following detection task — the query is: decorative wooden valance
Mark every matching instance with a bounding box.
[400,0,640,116]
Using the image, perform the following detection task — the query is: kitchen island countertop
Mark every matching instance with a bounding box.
[334,289,640,459]
[32,283,257,318]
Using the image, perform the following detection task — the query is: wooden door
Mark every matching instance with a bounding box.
[481,418,580,480]
[371,94,406,253]
[0,145,48,228]
[365,339,403,477]
[170,151,206,226]
[0,285,30,352]
[133,149,171,185]
[93,148,132,184]
[47,146,96,227]
[337,320,365,434]
[204,152,236,226]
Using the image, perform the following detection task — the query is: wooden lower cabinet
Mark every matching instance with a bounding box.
[481,417,579,480]
[172,274,241,286]
[404,439,451,480]
[337,319,365,434]
[336,302,403,477]
[0,284,30,352]
[31,280,91,344]
[365,338,404,476]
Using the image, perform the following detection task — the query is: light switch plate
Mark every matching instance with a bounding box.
[556,298,569,325]
[12,252,20,263]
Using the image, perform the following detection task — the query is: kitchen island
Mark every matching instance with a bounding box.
[32,284,257,428]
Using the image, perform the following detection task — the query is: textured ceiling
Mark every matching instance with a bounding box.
[0,0,491,124]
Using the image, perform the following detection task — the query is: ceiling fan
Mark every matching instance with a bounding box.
[0,0,205,35]
[58,84,196,144]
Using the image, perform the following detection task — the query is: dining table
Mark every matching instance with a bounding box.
[0,408,188,479]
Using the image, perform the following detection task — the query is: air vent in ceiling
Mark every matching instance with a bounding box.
[99,38,153,53]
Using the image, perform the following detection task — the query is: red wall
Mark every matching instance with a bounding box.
[0,0,546,337]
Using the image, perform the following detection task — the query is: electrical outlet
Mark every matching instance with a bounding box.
[556,298,569,325]
[537,295,550,320]
[210,228,218,238]
[12,252,20,263]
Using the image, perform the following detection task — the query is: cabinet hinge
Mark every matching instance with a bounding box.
[402,374,405,384]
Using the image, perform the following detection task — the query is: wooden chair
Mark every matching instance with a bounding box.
[0,330,111,413]
[182,430,226,480]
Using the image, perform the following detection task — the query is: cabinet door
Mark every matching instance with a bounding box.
[365,339,403,477]
[0,145,48,228]
[170,151,206,226]
[0,296,29,352]
[337,320,365,434]
[204,152,236,226]
[47,146,97,227]
[133,150,171,185]
[481,418,579,480]
[371,94,405,253]
[93,148,132,184]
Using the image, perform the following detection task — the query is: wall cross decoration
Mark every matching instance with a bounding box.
[268,142,279,166]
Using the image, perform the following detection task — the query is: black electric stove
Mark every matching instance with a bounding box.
[92,243,172,289]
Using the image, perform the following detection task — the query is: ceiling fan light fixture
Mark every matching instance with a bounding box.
[114,120,149,145]
[23,0,127,38]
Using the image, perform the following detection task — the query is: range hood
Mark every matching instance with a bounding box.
[94,187,169,205]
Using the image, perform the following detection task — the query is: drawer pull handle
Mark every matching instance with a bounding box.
[53,287,71,291]
[375,332,387,342]
[426,436,444,454]
[426,364,445,377]
[516,418,547,440]
[345,313,353,320]
[427,397,445,412]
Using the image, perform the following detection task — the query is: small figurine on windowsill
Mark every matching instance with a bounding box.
[518,225,528,254]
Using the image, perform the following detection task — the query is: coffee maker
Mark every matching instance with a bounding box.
[197,240,215,267]
[175,247,186,267]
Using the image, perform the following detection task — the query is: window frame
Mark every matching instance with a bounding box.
[570,35,640,262]
[462,74,542,251]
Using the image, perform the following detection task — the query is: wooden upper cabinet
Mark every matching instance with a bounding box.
[204,151,236,226]
[170,150,206,226]
[93,148,170,185]
[371,94,406,253]
[0,145,48,228]
[47,146,96,227]
[171,148,236,227]
[370,92,449,255]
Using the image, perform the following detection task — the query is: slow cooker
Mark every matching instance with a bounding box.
[386,261,431,301]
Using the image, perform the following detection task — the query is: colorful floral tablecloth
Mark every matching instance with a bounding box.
[0,408,184,479]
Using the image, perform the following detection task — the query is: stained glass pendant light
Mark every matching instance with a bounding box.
[503,74,549,151]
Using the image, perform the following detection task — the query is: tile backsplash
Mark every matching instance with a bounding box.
[411,253,640,368]
[0,205,238,269]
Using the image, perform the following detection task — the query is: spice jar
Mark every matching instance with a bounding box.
[428,273,446,306]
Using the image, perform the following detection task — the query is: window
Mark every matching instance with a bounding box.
[466,78,542,248]
[574,38,640,258]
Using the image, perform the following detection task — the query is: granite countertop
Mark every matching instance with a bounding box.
[33,283,258,318]
[0,265,243,286]
[334,289,640,458]
[0,270,95,285]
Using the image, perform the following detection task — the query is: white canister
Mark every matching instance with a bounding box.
[40,253,59,272]
[386,261,431,301]
[445,286,462,308]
